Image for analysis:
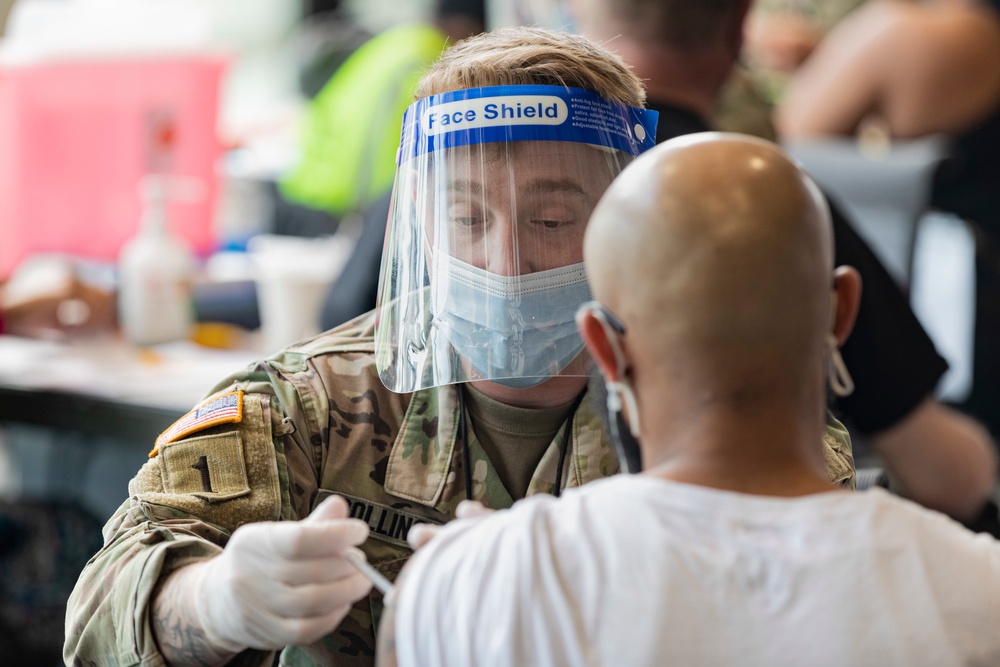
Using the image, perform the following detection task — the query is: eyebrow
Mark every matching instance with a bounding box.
[446,178,590,199]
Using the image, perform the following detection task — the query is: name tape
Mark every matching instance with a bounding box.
[317,491,442,550]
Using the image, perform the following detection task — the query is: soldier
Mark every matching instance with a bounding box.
[64,27,853,667]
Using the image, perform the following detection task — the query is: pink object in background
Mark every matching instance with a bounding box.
[0,56,227,278]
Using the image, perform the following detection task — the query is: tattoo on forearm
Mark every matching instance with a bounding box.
[152,572,237,667]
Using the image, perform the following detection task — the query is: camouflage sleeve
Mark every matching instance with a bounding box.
[64,359,328,666]
[824,410,856,489]
[63,498,273,667]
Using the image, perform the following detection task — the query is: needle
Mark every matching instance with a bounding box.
[344,550,395,596]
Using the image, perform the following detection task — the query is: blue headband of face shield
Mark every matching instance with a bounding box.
[397,84,659,162]
[374,86,658,393]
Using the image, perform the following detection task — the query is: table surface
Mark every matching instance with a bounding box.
[0,334,263,442]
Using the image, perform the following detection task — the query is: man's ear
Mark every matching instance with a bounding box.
[577,308,625,383]
[831,265,862,347]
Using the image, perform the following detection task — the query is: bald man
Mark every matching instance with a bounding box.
[375,134,1000,667]
[573,0,998,533]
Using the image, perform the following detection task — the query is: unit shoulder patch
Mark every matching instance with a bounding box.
[150,391,244,457]
[160,432,251,502]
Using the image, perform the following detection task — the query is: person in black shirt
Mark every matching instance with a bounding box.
[777,0,1000,440]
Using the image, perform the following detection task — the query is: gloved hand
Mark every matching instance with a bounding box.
[188,495,373,652]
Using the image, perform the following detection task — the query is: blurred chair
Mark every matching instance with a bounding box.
[783,135,947,289]
[0,498,104,666]
[909,210,976,402]
[856,466,890,491]
[784,135,975,402]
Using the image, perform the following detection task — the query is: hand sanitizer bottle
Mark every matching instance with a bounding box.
[118,176,198,346]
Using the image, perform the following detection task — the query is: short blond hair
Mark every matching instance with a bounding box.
[415,26,646,107]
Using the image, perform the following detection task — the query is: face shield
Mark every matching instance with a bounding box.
[375,85,658,393]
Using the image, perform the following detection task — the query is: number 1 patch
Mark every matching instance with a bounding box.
[160,432,251,502]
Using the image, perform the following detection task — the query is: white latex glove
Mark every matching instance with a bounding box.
[189,495,373,652]
[406,500,493,551]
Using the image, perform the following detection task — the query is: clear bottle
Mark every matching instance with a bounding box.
[118,176,198,346]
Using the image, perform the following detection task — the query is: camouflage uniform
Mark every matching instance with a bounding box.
[64,312,856,667]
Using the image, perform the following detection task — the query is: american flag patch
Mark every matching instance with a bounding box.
[150,391,244,457]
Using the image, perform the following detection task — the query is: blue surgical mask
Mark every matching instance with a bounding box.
[431,252,591,388]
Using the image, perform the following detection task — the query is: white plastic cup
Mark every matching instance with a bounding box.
[254,273,332,353]
[247,234,352,354]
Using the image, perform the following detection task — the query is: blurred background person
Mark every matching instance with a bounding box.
[749,0,863,68]
[279,0,485,231]
[744,0,867,89]
[285,0,486,329]
[778,0,1000,439]
[171,0,487,337]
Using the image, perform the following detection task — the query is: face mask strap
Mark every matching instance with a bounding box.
[579,301,642,441]
[827,333,855,398]
[609,380,642,439]
[582,301,626,371]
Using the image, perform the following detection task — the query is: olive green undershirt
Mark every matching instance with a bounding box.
[463,384,575,500]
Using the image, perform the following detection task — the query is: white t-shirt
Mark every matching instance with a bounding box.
[394,476,1000,667]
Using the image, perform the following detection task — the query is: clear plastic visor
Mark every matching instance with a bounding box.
[373,85,658,393]
[375,139,632,393]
